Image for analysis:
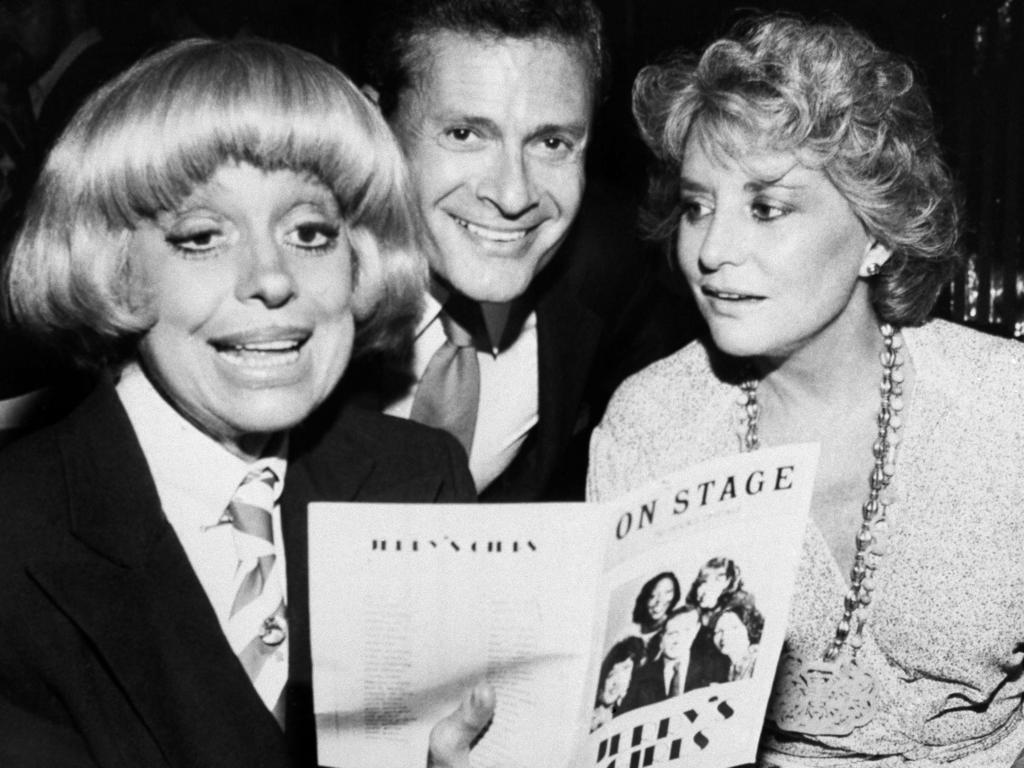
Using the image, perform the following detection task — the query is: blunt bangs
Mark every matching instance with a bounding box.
[65,39,407,246]
[6,38,423,366]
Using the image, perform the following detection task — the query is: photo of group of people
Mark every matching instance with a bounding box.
[591,558,765,733]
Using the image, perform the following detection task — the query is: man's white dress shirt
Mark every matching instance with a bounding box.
[386,293,539,492]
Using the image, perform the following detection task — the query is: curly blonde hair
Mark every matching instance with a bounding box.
[633,15,961,326]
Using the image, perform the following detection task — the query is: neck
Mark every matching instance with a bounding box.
[232,433,275,464]
[754,307,884,414]
[748,311,899,450]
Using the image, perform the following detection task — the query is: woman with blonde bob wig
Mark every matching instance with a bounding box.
[8,37,420,364]
[0,38,481,767]
[589,14,1024,767]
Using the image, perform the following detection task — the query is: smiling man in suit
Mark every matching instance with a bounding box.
[356,0,696,501]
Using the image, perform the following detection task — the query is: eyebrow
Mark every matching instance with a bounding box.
[436,114,499,133]
[745,173,803,193]
[678,172,805,195]
[678,177,709,195]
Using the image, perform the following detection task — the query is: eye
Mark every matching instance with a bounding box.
[680,198,712,225]
[165,227,225,256]
[542,136,571,154]
[286,222,339,252]
[441,126,483,149]
[750,200,789,222]
[529,134,577,162]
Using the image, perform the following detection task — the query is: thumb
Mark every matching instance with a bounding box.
[427,683,496,768]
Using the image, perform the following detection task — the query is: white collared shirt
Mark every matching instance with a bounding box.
[116,363,288,712]
[384,293,539,492]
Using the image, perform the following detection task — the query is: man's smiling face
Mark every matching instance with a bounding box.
[392,31,592,302]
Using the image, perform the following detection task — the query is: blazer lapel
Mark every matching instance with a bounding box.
[27,381,291,768]
[527,273,603,491]
[537,276,604,443]
[278,425,375,768]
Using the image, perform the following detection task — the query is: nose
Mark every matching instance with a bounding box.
[477,147,538,218]
[236,235,296,307]
[695,209,744,273]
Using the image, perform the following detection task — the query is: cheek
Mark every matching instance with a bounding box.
[676,230,702,277]
[310,283,353,320]
[136,253,229,333]
[305,271,357,373]
[537,164,584,215]
[413,146,469,199]
[146,283,222,338]
[303,257,355,313]
[312,322,356,395]
[800,226,866,288]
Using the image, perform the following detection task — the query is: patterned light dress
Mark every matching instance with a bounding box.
[588,320,1024,766]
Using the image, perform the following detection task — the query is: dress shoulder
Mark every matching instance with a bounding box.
[588,338,737,501]
[904,319,1024,433]
[600,338,722,424]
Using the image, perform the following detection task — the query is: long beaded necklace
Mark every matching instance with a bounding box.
[740,323,905,737]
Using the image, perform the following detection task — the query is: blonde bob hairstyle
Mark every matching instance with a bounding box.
[4,37,425,366]
[633,15,961,327]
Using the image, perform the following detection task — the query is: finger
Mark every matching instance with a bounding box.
[427,683,496,768]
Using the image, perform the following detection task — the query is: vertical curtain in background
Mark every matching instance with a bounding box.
[941,0,1023,338]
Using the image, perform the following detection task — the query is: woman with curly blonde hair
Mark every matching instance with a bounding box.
[589,15,1024,766]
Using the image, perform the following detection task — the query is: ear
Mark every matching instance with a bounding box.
[858,237,893,278]
[361,84,381,109]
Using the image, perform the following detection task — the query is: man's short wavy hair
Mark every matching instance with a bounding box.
[4,37,425,367]
[363,0,608,118]
[632,15,961,326]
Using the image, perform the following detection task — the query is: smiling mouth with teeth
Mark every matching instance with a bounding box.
[452,215,531,243]
[704,287,763,301]
[214,338,306,367]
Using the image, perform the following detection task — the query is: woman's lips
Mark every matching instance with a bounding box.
[702,285,765,301]
[210,329,311,368]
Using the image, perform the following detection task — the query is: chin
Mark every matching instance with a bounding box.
[442,260,538,303]
[704,322,773,360]
[231,389,324,435]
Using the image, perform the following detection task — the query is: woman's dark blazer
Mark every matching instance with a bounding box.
[0,376,475,768]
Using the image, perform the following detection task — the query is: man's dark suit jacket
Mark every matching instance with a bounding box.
[348,182,700,502]
[0,377,475,768]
